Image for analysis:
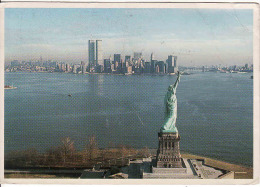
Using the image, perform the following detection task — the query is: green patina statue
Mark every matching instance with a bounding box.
[160,71,181,133]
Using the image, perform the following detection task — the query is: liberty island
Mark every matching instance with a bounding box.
[123,73,236,179]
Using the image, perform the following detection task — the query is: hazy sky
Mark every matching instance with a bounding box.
[5,8,253,66]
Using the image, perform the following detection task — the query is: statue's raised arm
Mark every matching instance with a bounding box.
[172,71,181,93]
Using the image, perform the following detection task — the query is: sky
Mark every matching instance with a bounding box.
[5,8,253,66]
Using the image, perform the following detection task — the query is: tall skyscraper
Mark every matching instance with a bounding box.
[88,40,96,67]
[167,55,174,73]
[96,40,103,66]
[167,55,174,67]
[167,55,178,73]
[114,54,121,63]
[114,54,122,72]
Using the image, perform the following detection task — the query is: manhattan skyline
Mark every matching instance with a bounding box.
[5,8,253,66]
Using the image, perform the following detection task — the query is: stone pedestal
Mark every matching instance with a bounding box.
[156,132,182,168]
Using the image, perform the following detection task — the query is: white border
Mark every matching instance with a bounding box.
[0,2,259,185]
[0,5,5,185]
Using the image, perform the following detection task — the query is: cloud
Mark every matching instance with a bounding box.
[5,25,252,66]
[22,44,54,49]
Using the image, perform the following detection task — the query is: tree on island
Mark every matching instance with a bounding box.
[60,137,76,164]
[84,135,99,161]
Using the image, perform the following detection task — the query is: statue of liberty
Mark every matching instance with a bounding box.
[160,71,181,133]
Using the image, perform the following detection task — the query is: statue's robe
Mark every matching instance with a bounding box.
[160,88,178,133]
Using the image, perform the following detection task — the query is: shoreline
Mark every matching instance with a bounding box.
[4,71,252,75]
[180,150,253,168]
[148,148,252,168]
[180,152,253,179]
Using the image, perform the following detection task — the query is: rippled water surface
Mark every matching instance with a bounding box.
[4,72,253,166]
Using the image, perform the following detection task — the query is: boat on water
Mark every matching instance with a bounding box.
[68,94,72,97]
[237,72,247,74]
[4,85,17,89]
[181,72,191,75]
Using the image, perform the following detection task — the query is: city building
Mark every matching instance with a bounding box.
[61,63,66,72]
[88,39,103,72]
[125,55,131,64]
[96,40,103,66]
[133,52,142,64]
[81,61,86,74]
[88,40,96,68]
[114,54,122,72]
[155,64,160,74]
[66,63,71,72]
[167,55,178,73]
[96,65,104,73]
[144,62,151,73]
[126,66,133,75]
[104,59,112,73]
[111,64,116,72]
[151,60,157,74]
[156,61,165,74]
[11,60,20,67]
[72,64,80,74]
[114,54,121,64]
[167,55,174,73]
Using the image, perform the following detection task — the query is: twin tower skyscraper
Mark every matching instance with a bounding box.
[88,40,103,68]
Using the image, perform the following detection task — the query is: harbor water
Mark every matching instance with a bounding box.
[4,72,253,166]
